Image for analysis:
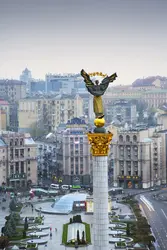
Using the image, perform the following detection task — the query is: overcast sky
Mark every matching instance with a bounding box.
[0,0,167,85]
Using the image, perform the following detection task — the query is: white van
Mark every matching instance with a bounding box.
[50,184,59,190]
[61,185,69,190]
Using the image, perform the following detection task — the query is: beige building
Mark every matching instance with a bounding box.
[0,99,10,129]
[143,89,167,108]
[103,87,167,109]
[0,80,27,131]
[18,94,83,133]
[110,126,164,189]
[56,117,92,185]
[0,131,37,188]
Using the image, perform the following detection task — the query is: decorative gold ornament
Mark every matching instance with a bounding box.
[88,71,107,77]
[87,133,113,156]
[94,117,105,127]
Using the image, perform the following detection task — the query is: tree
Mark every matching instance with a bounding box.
[73,216,76,223]
[126,223,130,236]
[29,122,46,138]
[10,216,16,230]
[12,212,20,222]
[69,218,73,224]
[1,227,5,235]
[9,199,16,211]
[4,225,13,238]
[82,231,85,243]
[132,100,148,122]
[77,230,80,243]
[23,230,26,238]
[0,236,9,249]
[24,217,28,231]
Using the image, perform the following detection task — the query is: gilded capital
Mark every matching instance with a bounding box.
[87,133,113,156]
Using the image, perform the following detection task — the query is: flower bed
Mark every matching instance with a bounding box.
[62,215,91,246]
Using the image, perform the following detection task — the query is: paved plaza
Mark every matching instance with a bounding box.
[0,195,132,250]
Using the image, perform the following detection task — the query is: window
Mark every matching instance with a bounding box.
[119,135,123,142]
[133,135,137,142]
[28,148,30,152]
[28,160,30,164]
[126,135,130,142]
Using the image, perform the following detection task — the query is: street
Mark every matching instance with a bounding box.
[136,190,167,250]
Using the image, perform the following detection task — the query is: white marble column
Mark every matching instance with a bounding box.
[93,156,109,250]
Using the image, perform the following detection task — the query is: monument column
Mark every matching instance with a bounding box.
[80,69,117,250]
[88,130,113,250]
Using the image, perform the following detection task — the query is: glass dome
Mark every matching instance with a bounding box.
[52,192,87,214]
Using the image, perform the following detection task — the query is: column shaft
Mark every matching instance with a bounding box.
[93,156,109,250]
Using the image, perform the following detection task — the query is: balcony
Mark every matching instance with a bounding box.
[9,173,27,180]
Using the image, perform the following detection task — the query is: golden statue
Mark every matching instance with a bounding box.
[81,69,117,120]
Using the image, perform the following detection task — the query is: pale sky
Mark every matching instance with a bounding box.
[0,0,167,85]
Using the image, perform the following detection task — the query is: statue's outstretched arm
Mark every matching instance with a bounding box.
[81,69,94,86]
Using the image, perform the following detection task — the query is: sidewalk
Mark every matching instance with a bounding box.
[112,201,132,215]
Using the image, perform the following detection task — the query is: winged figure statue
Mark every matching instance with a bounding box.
[81,69,117,118]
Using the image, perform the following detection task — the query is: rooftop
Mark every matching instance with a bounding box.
[24,138,36,145]
[66,117,86,126]
[0,79,26,85]
[51,192,88,214]
[0,139,6,147]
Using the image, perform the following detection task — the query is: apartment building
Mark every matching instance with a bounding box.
[104,88,143,105]
[104,88,167,109]
[110,126,163,189]
[55,117,92,185]
[0,131,37,188]
[0,80,26,103]
[143,89,167,108]
[105,99,137,125]
[0,79,26,131]
[18,94,83,133]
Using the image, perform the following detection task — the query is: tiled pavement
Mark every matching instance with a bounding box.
[0,196,132,250]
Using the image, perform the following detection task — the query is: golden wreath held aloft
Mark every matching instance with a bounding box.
[88,72,107,77]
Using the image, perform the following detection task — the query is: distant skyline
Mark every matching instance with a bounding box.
[0,0,167,85]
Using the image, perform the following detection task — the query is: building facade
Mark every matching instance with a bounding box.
[110,127,163,189]
[45,73,84,94]
[0,79,26,131]
[56,117,92,185]
[106,99,137,125]
[0,99,10,130]
[0,131,37,188]
[18,94,83,133]
[20,68,32,94]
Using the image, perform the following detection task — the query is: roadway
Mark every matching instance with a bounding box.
[136,190,167,250]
